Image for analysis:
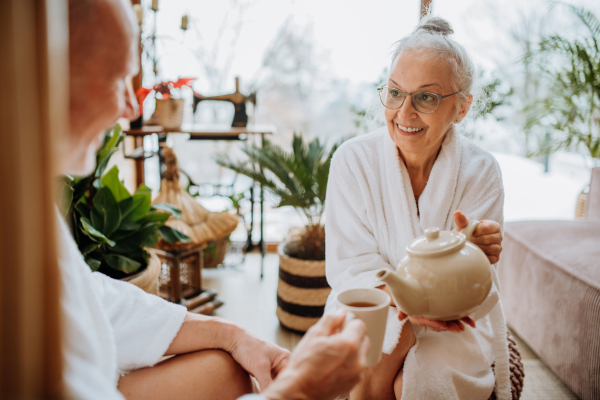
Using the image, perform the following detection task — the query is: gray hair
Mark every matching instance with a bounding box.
[390,16,475,113]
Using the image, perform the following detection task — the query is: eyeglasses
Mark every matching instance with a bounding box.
[377,86,461,114]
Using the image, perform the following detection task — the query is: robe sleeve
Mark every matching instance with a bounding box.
[454,154,505,321]
[91,272,187,373]
[325,151,395,293]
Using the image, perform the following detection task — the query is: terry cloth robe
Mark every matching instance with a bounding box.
[57,211,187,400]
[324,127,511,400]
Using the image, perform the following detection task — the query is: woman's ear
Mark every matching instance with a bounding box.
[460,94,473,119]
[453,94,473,124]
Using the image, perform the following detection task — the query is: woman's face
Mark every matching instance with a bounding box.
[384,49,470,158]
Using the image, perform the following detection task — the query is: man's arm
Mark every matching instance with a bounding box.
[166,313,291,391]
[164,313,241,355]
[259,310,369,400]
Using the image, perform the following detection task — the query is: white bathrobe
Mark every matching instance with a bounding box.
[57,211,187,399]
[324,127,511,400]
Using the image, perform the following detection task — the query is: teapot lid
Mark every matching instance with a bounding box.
[407,227,466,258]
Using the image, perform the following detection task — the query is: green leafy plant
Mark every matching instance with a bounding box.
[216,133,344,261]
[63,125,190,278]
[523,4,600,166]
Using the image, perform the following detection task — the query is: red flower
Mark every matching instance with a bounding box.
[135,87,152,116]
[172,77,196,89]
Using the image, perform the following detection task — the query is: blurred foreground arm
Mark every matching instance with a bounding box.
[260,309,370,400]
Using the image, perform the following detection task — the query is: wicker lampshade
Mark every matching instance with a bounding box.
[153,147,239,249]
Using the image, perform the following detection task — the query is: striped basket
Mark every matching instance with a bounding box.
[276,242,331,333]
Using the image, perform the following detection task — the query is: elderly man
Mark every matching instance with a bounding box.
[62,0,369,399]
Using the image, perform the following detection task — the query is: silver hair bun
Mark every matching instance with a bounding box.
[415,16,454,35]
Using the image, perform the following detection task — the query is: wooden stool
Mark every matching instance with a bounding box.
[153,243,223,315]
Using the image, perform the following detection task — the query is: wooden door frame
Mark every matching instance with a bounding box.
[0,0,68,398]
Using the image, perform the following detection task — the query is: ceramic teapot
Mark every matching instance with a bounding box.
[375,219,492,321]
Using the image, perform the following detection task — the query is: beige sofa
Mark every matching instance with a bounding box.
[498,167,600,400]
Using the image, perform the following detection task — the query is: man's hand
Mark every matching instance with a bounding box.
[228,329,291,391]
[397,309,475,333]
[454,210,503,264]
[262,310,370,400]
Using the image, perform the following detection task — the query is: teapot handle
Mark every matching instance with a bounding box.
[460,219,480,242]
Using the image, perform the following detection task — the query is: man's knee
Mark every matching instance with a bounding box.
[192,350,253,394]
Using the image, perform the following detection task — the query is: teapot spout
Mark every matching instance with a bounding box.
[375,269,428,317]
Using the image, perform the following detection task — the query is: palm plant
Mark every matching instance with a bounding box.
[215,134,344,261]
[523,4,600,166]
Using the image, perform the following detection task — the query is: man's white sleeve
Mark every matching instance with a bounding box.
[91,272,187,373]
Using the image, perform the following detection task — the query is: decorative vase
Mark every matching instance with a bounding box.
[276,241,330,333]
[123,249,161,295]
[575,190,588,219]
[155,98,185,130]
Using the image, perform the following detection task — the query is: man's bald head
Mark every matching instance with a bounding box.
[66,0,139,175]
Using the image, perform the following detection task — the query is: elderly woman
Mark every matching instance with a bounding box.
[325,16,511,400]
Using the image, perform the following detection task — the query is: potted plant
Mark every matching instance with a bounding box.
[216,133,344,332]
[61,125,191,294]
[523,5,600,214]
[136,77,195,130]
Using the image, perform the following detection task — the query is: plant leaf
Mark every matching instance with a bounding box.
[74,202,91,220]
[81,243,101,256]
[158,225,192,243]
[92,187,121,237]
[126,184,152,222]
[85,257,102,272]
[97,124,124,166]
[80,217,116,246]
[58,176,74,216]
[151,202,182,218]
[104,253,142,274]
[139,212,170,224]
[72,176,91,203]
[101,165,131,202]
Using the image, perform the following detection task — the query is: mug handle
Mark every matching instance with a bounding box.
[460,219,480,242]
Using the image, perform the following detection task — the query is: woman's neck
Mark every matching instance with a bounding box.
[398,140,444,202]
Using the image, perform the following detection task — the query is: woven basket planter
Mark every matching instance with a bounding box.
[123,249,161,296]
[276,241,331,333]
[155,98,185,130]
[204,237,229,269]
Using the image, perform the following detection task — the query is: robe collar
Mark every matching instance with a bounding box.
[383,127,463,242]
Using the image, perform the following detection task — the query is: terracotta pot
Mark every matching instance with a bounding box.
[123,249,161,295]
[155,98,185,130]
[276,241,330,333]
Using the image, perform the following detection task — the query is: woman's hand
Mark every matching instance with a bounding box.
[454,210,503,264]
[398,309,476,333]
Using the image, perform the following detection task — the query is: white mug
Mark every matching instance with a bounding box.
[336,288,390,367]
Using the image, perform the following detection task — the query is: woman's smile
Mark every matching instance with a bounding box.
[396,123,425,134]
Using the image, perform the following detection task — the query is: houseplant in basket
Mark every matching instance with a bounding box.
[61,125,191,294]
[522,5,600,215]
[216,133,345,332]
[136,77,195,130]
